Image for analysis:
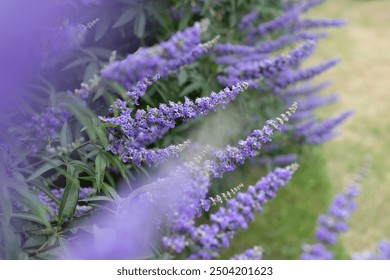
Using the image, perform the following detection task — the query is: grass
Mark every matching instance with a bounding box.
[307,0,390,254]
[221,147,347,259]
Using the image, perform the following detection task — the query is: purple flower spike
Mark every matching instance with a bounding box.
[269,58,339,93]
[239,11,259,30]
[301,244,333,260]
[230,246,263,260]
[353,241,390,260]
[184,164,299,259]
[101,20,211,90]
[100,82,249,166]
[204,103,298,178]
[301,160,370,260]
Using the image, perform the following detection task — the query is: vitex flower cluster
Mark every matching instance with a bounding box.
[163,163,299,259]
[301,160,370,260]
[101,19,212,90]
[1,0,378,261]
[99,82,249,166]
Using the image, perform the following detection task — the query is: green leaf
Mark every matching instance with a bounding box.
[178,7,192,30]
[178,69,188,86]
[103,152,131,187]
[7,212,47,225]
[69,160,94,175]
[0,191,12,225]
[65,99,97,141]
[179,82,203,97]
[62,57,91,71]
[31,181,61,205]
[60,122,73,147]
[134,12,146,38]
[27,159,63,182]
[147,5,173,32]
[95,153,106,192]
[113,8,137,28]
[95,15,111,41]
[57,167,80,226]
[79,196,114,203]
[83,62,99,82]
[201,0,212,15]
[102,183,120,201]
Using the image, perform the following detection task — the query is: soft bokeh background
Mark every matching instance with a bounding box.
[223,0,390,259]
[310,0,390,254]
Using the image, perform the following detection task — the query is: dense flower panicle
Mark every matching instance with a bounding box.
[315,190,357,245]
[38,187,94,220]
[245,0,323,43]
[245,2,304,43]
[301,244,333,260]
[107,139,191,166]
[286,94,338,122]
[199,183,244,213]
[100,20,210,89]
[238,11,260,30]
[290,18,347,32]
[26,80,93,144]
[218,41,317,87]
[301,161,369,260]
[230,246,263,260]
[214,53,267,66]
[100,82,249,164]
[27,105,72,140]
[258,153,298,167]
[214,43,255,57]
[127,74,160,105]
[185,164,299,259]
[298,110,352,144]
[253,32,326,55]
[352,241,390,260]
[204,103,298,178]
[162,165,211,253]
[268,58,339,93]
[283,80,332,98]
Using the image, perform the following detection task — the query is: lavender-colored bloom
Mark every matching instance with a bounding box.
[101,20,211,90]
[100,83,249,165]
[282,0,324,12]
[290,18,347,32]
[269,58,339,93]
[204,103,298,178]
[156,164,211,254]
[219,41,317,87]
[107,139,190,166]
[283,80,332,99]
[286,93,338,122]
[127,74,160,105]
[301,161,369,260]
[214,43,254,56]
[246,3,303,42]
[253,32,327,55]
[245,0,323,43]
[64,162,206,259]
[230,246,263,260]
[301,244,333,260]
[258,153,298,167]
[299,110,352,144]
[27,105,72,140]
[352,241,390,260]
[238,11,259,30]
[184,164,298,259]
